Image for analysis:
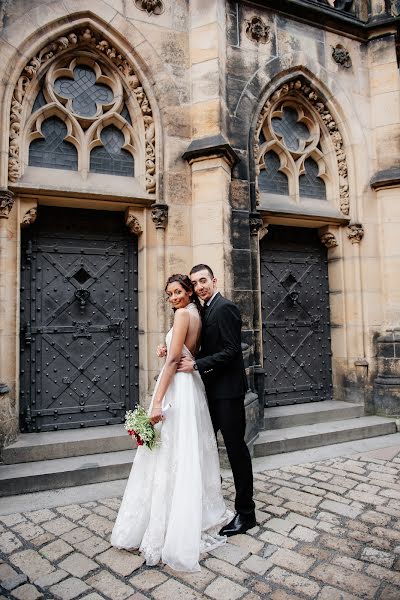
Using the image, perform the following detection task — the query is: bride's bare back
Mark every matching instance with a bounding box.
[183,304,201,356]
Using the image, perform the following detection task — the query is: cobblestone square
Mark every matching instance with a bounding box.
[2,447,400,599]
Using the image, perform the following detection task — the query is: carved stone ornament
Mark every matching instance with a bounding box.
[332,44,352,68]
[0,189,15,218]
[347,223,364,244]
[134,0,164,15]
[151,203,168,229]
[8,26,156,193]
[21,207,37,227]
[255,78,350,215]
[245,16,271,44]
[334,0,354,11]
[320,231,338,248]
[249,214,263,236]
[125,212,142,236]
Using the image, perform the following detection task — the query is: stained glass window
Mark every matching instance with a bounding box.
[28,117,78,171]
[259,151,289,195]
[271,107,310,152]
[32,88,47,113]
[54,65,113,118]
[90,125,134,177]
[120,104,132,125]
[299,158,326,199]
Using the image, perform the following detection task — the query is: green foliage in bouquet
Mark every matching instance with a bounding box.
[125,405,159,450]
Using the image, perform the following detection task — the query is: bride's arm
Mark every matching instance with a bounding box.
[150,308,189,424]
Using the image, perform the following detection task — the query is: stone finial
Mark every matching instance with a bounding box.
[151,203,168,229]
[249,214,263,236]
[332,44,352,68]
[320,231,338,248]
[0,188,14,218]
[134,0,164,15]
[21,207,37,227]
[245,16,271,44]
[347,223,364,244]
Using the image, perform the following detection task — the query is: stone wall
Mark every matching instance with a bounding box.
[0,0,399,449]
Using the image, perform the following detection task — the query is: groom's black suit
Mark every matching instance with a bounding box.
[195,292,255,516]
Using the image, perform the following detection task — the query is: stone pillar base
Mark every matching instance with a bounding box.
[373,331,400,417]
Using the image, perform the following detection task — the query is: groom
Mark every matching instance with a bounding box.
[178,264,256,536]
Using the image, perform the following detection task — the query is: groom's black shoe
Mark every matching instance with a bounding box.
[219,512,257,537]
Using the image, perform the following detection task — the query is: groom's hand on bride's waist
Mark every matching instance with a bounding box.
[177,356,195,372]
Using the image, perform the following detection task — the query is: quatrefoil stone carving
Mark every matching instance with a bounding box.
[54,64,114,118]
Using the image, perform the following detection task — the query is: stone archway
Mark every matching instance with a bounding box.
[8,25,157,194]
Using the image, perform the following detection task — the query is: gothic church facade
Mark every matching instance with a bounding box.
[0,0,399,451]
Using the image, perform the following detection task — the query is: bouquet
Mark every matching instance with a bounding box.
[124,405,159,450]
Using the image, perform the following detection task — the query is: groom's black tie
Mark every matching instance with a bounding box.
[201,303,209,319]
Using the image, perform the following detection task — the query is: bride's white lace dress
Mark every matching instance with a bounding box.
[111,309,231,572]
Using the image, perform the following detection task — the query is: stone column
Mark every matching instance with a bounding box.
[249,213,264,424]
[182,138,238,295]
[0,188,17,450]
[371,174,400,415]
[151,203,168,337]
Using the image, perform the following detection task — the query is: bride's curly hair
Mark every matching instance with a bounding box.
[165,274,201,313]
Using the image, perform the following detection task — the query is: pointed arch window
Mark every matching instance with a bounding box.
[26,56,136,179]
[29,117,78,171]
[259,151,289,196]
[256,97,328,204]
[90,125,134,176]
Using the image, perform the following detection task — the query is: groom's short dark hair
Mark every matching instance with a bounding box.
[190,264,214,278]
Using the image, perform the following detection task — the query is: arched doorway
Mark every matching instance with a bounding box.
[20,206,139,432]
[260,225,332,407]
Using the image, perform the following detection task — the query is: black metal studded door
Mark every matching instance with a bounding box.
[20,207,139,432]
[260,226,332,407]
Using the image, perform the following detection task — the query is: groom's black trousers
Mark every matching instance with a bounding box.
[207,394,255,516]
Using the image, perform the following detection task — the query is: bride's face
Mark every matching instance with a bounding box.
[166,281,192,310]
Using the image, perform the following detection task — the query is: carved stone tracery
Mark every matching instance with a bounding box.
[8,26,156,193]
[245,17,271,44]
[255,78,350,215]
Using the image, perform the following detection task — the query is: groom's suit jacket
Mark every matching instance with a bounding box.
[195,292,248,400]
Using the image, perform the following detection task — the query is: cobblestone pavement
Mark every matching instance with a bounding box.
[2,448,400,600]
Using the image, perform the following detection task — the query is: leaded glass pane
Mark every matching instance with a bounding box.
[120,104,132,125]
[299,157,326,199]
[90,125,134,177]
[28,117,78,171]
[32,88,47,113]
[259,151,289,195]
[271,107,310,152]
[54,65,114,117]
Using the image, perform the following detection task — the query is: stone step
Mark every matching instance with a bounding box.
[0,449,135,497]
[2,425,132,464]
[254,415,397,457]
[264,400,364,430]
[1,416,398,496]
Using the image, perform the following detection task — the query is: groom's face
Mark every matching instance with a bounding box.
[190,269,217,303]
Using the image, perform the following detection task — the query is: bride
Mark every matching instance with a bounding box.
[111,274,231,572]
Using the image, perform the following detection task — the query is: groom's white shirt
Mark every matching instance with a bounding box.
[206,291,218,307]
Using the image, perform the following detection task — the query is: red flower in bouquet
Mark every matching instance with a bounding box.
[124,406,159,450]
